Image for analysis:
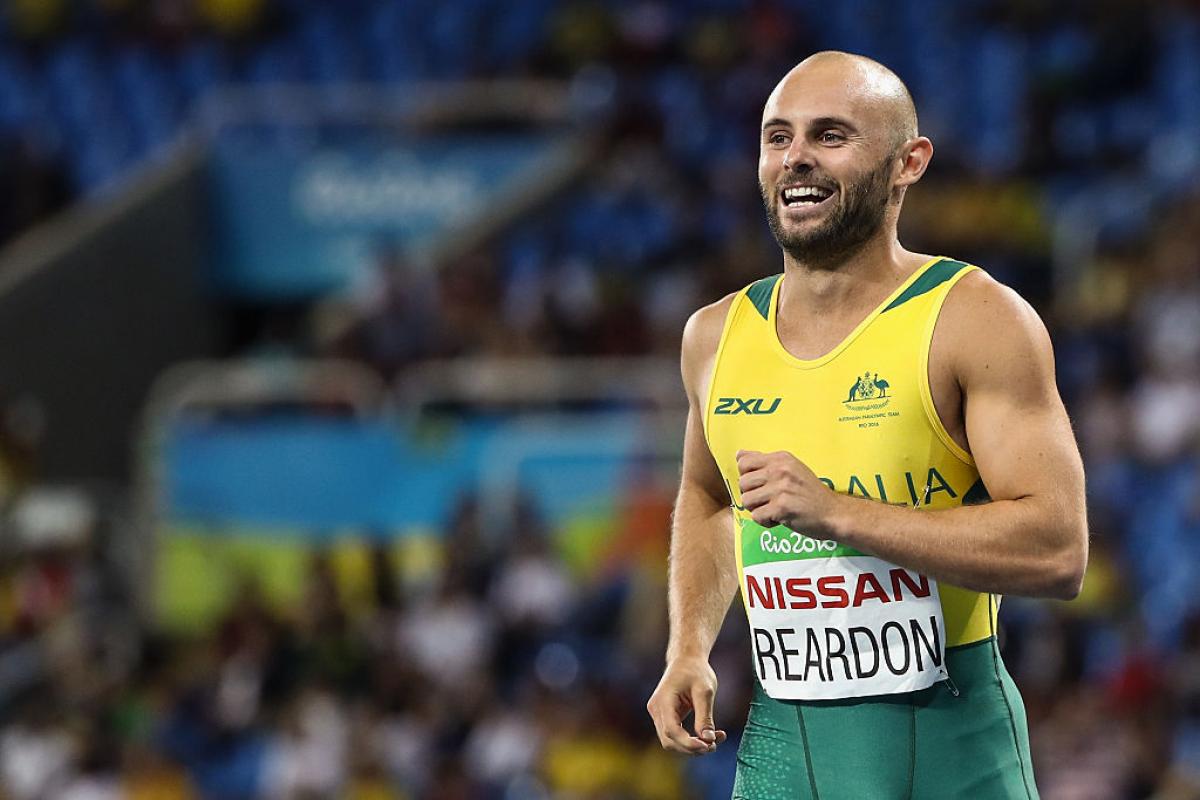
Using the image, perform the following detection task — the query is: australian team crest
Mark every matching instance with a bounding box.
[844,371,892,409]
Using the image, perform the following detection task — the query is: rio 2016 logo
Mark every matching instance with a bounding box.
[758,527,838,555]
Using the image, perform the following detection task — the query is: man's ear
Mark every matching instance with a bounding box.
[895,136,933,189]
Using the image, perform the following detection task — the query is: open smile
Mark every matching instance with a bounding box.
[779,184,836,216]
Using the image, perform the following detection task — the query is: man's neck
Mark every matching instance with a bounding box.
[778,234,920,318]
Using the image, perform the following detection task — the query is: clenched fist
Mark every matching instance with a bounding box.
[736,449,843,537]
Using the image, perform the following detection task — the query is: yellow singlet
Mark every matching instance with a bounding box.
[705,256,996,650]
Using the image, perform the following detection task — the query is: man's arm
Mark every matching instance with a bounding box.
[647,296,739,755]
[736,276,1088,599]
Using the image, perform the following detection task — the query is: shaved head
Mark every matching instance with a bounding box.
[766,51,918,152]
[757,52,929,268]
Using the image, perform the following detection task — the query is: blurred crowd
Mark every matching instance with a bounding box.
[0,487,726,799]
[0,0,1199,798]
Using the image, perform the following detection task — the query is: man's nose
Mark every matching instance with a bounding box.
[783,138,816,172]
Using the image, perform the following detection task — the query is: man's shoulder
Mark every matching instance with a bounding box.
[682,290,739,360]
[941,268,1046,338]
[679,290,740,400]
[938,267,1055,390]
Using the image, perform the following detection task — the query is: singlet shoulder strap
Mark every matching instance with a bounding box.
[744,273,782,320]
[882,258,972,313]
[915,258,982,466]
[702,273,782,444]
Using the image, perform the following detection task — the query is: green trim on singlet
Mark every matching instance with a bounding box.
[963,478,992,506]
[747,274,782,320]
[882,258,968,312]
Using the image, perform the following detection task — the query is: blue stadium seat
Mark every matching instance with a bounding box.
[820,0,882,57]
[0,53,36,129]
[47,41,125,175]
[365,1,427,81]
[425,0,482,78]
[243,40,306,84]
[1155,12,1200,134]
[114,49,183,155]
[176,40,232,108]
[482,0,553,68]
[298,9,365,83]
[966,32,1028,174]
[907,28,966,150]
[651,69,706,162]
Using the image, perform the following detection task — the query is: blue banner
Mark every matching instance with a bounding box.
[206,133,561,299]
[162,413,656,534]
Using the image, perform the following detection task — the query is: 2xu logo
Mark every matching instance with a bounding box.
[714,397,782,415]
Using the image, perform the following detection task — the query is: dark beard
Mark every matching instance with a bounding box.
[760,154,895,269]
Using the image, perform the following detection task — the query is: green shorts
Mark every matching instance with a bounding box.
[733,636,1038,800]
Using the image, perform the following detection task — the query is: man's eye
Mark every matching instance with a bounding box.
[769,133,790,145]
[818,131,844,143]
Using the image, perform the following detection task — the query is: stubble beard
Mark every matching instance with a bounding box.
[760,154,896,269]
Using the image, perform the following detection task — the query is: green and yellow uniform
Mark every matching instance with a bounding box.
[705,256,1037,799]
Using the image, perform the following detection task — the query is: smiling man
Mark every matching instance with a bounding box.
[645,52,1088,798]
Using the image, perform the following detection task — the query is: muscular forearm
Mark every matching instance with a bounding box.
[666,492,738,662]
[827,493,1087,599]
[649,490,735,755]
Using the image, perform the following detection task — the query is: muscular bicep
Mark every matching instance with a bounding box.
[679,403,731,513]
[958,284,1085,520]
[664,299,741,661]
[678,295,738,512]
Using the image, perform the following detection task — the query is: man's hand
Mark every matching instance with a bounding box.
[646,656,728,755]
[736,449,842,536]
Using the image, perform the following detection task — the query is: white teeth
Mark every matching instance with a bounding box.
[782,185,832,202]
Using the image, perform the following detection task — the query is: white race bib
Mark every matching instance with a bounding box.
[741,528,948,700]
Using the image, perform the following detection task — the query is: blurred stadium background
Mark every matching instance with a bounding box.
[0,0,1198,798]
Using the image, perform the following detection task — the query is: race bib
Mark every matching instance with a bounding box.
[740,518,948,700]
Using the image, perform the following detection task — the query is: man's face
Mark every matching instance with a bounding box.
[757,76,899,264]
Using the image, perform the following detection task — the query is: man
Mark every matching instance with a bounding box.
[645,51,1087,799]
